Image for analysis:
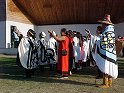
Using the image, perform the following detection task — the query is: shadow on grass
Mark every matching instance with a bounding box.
[0,74,96,87]
[73,67,98,76]
[0,66,97,87]
[0,65,97,87]
[118,62,124,78]
[117,59,124,78]
[0,57,97,87]
[0,57,124,86]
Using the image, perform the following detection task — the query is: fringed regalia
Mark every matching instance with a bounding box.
[82,40,90,62]
[95,25,118,79]
[18,37,38,69]
[47,37,57,64]
[37,38,47,65]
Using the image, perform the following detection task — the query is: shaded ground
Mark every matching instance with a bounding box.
[0,54,124,93]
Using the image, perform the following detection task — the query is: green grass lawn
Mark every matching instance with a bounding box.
[0,55,124,93]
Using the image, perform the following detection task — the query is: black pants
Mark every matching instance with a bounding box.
[16,53,22,67]
[14,41,19,48]
[25,68,36,78]
[86,51,96,67]
[82,62,87,67]
[122,47,124,57]
[39,65,45,72]
[69,58,74,71]
[49,64,55,71]
[96,66,103,78]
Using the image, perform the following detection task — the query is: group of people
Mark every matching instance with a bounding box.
[16,14,118,88]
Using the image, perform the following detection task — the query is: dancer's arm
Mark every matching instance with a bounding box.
[48,30,65,41]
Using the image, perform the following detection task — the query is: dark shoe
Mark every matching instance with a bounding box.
[96,75,102,79]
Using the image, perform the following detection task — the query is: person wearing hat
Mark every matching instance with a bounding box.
[18,29,37,78]
[47,31,57,71]
[95,14,118,88]
[37,31,47,72]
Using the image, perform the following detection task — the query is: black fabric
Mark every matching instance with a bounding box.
[27,38,35,69]
[96,66,103,79]
[69,58,74,71]
[49,64,55,71]
[16,35,23,67]
[39,41,47,62]
[82,62,87,67]
[16,52,22,67]
[87,51,96,67]
[46,48,55,61]
[97,45,117,64]
[14,41,19,48]
[97,68,103,77]
[122,47,124,57]
[39,65,45,72]
[75,62,80,70]
[25,68,36,78]
[55,42,58,55]
[61,50,67,56]
[28,38,34,49]
[27,44,34,69]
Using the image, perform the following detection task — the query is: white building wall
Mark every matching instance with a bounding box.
[6,21,34,48]
[35,23,124,41]
[35,24,99,41]
[115,22,124,38]
[1,22,124,54]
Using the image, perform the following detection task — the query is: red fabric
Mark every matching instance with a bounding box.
[118,37,124,41]
[57,36,69,76]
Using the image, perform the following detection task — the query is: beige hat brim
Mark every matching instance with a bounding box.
[29,31,34,36]
[97,20,113,25]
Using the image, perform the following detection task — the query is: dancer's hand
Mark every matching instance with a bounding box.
[48,30,52,34]
[85,29,90,34]
[85,29,91,38]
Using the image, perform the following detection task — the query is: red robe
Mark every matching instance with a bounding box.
[57,36,69,76]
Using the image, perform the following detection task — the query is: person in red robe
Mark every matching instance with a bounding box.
[48,28,69,79]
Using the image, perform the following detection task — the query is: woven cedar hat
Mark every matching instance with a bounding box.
[97,14,113,25]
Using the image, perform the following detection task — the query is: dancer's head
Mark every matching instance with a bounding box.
[96,26,102,35]
[39,32,46,39]
[61,28,67,36]
[27,29,36,39]
[97,14,113,28]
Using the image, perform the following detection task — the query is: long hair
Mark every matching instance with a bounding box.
[61,28,67,36]
[28,29,36,39]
